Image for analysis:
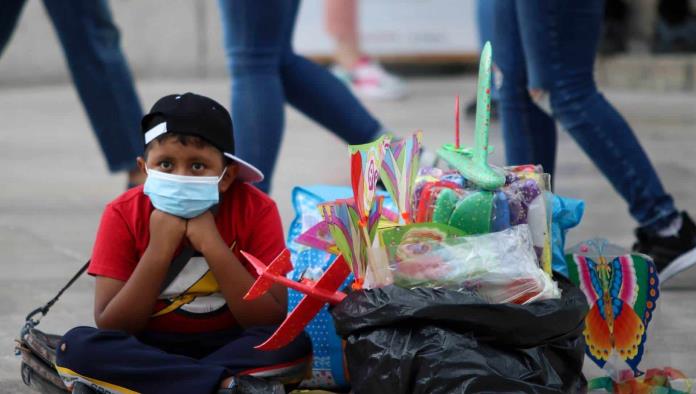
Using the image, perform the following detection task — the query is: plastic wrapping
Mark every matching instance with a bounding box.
[331,275,589,394]
[503,165,553,272]
[411,165,553,272]
[374,224,559,304]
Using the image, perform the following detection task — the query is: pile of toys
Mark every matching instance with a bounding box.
[296,42,559,307]
[243,42,564,352]
[373,163,559,305]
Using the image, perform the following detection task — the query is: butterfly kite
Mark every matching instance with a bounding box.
[565,239,660,376]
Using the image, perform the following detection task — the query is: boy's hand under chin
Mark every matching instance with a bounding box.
[149,209,187,260]
[186,211,224,253]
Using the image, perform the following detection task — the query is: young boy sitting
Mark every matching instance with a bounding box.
[55,93,311,394]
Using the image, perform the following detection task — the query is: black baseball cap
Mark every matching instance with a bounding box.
[141,92,263,183]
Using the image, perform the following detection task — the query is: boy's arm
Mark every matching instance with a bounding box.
[94,210,186,333]
[186,212,286,327]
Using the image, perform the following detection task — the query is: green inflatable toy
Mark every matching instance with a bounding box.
[432,188,459,224]
[448,191,494,235]
[437,41,505,191]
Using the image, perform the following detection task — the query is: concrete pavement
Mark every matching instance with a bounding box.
[1,77,695,392]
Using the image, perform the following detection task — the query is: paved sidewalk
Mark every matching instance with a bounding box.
[1,77,695,392]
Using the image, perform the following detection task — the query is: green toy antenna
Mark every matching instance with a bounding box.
[437,41,505,190]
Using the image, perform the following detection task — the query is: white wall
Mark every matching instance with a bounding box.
[294,0,477,56]
[0,0,478,86]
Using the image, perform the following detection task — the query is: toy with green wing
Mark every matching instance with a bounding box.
[565,238,660,377]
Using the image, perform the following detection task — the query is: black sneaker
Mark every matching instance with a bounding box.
[218,375,285,394]
[652,16,696,53]
[633,211,696,283]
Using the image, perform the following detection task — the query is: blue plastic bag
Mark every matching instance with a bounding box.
[287,186,397,389]
[551,195,584,276]
[286,186,351,389]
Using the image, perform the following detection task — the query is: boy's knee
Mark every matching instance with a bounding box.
[59,326,99,352]
[56,326,127,370]
[55,326,97,372]
[62,326,98,340]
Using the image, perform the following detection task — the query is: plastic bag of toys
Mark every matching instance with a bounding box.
[373,223,560,304]
[411,164,554,273]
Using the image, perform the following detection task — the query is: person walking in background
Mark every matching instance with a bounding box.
[0,0,145,187]
[217,0,387,194]
[493,0,696,283]
[324,0,407,100]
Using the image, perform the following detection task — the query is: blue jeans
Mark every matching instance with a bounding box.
[493,0,677,231]
[217,0,382,193]
[0,0,143,172]
[477,0,498,101]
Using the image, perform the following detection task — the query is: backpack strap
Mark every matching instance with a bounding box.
[21,260,90,338]
[20,205,223,337]
[20,245,199,337]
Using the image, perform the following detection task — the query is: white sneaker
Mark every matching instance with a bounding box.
[332,57,407,100]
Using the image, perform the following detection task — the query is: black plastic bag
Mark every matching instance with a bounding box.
[331,275,588,394]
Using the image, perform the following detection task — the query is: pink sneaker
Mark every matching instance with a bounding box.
[332,57,407,100]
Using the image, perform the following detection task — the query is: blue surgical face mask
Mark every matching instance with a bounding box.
[143,168,227,219]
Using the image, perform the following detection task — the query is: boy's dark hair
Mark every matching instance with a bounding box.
[143,132,230,166]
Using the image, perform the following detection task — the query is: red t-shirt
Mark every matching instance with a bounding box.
[89,181,285,333]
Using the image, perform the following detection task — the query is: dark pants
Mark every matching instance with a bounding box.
[493,0,677,232]
[217,0,382,193]
[55,326,312,394]
[0,0,143,172]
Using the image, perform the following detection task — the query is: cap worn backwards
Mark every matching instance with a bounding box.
[141,92,263,183]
